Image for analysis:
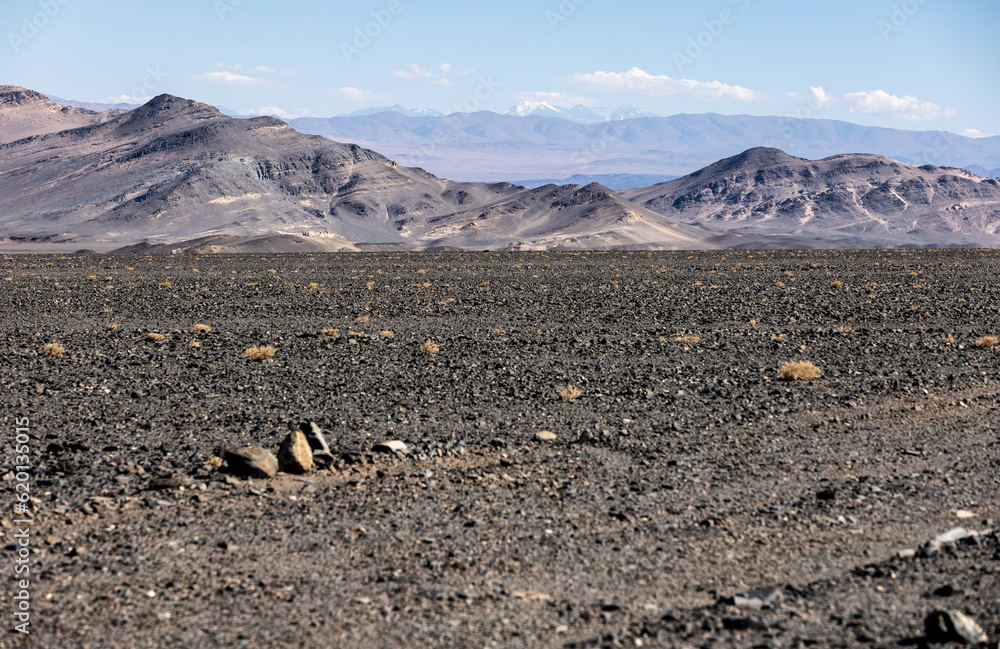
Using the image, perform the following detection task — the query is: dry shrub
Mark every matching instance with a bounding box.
[322,328,339,337]
[193,324,212,334]
[779,361,822,381]
[356,315,370,324]
[347,331,365,338]
[246,345,276,361]
[86,275,97,281]
[556,385,583,402]
[834,325,853,334]
[43,342,65,357]
[675,334,701,343]
[308,282,319,290]
[158,282,172,289]
[830,281,844,289]
[190,340,201,348]
[975,336,998,348]
[420,340,440,355]
[267,269,277,274]
[944,334,955,345]
[772,333,789,342]
[479,281,490,289]
[105,323,118,331]
[379,330,395,339]
[146,332,165,341]
[365,281,375,291]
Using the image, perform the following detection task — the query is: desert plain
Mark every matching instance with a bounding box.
[1,249,998,648]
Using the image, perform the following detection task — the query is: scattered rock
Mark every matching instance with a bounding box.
[535,431,557,442]
[224,447,278,479]
[147,477,193,490]
[954,509,975,519]
[278,429,313,474]
[373,440,408,454]
[725,587,782,610]
[924,610,988,645]
[300,421,335,467]
[511,590,551,602]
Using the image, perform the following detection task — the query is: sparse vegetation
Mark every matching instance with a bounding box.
[675,334,701,343]
[366,281,375,291]
[779,361,822,381]
[146,332,165,342]
[106,323,118,331]
[379,330,395,339]
[86,275,97,281]
[420,340,440,355]
[322,328,339,337]
[975,335,998,348]
[830,281,844,289]
[190,340,201,348]
[158,282,171,289]
[772,333,789,342]
[356,315,370,324]
[193,324,212,334]
[556,385,583,402]
[43,342,65,357]
[245,345,276,361]
[308,282,319,290]
[944,334,956,345]
[833,325,853,334]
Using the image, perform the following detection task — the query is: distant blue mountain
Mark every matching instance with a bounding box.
[284,111,1000,184]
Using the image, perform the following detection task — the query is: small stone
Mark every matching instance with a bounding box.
[535,431,557,442]
[373,440,408,454]
[925,610,988,645]
[299,421,335,467]
[896,548,916,560]
[278,429,313,474]
[512,590,551,602]
[954,509,975,519]
[930,527,970,548]
[728,587,781,610]
[224,447,278,479]
[148,477,193,490]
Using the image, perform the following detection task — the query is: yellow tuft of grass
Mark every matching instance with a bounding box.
[944,334,955,345]
[772,333,789,342]
[974,335,998,349]
[379,330,395,339]
[321,328,339,337]
[43,342,65,357]
[356,315,370,324]
[190,340,201,348]
[556,385,583,402]
[833,325,854,334]
[158,281,172,289]
[308,282,319,290]
[420,340,440,355]
[193,324,212,334]
[146,332,165,342]
[479,281,490,289]
[830,281,844,289]
[245,345,276,362]
[675,334,701,343]
[105,323,118,331]
[779,361,822,381]
[365,281,375,291]
[267,269,277,274]
[86,275,97,281]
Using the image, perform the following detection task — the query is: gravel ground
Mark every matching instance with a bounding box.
[1,249,998,648]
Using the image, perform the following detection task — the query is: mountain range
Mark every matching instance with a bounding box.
[2,85,999,252]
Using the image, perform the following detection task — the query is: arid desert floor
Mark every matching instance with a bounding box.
[1,249,998,648]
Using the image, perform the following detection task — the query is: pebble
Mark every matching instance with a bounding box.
[727,587,781,610]
[300,421,335,467]
[535,431,557,442]
[278,429,313,474]
[224,447,278,479]
[924,610,988,645]
[373,440,408,454]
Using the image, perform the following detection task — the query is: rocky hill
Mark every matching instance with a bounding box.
[0,86,710,251]
[623,148,1000,247]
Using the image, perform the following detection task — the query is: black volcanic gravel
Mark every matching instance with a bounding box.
[0,249,998,648]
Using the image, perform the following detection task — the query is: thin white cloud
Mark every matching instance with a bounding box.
[570,67,765,102]
[194,71,259,84]
[958,128,996,139]
[332,87,379,101]
[439,63,474,77]
[809,86,835,109]
[105,94,152,105]
[842,89,954,121]
[430,78,454,87]
[512,91,601,107]
[393,64,434,80]
[213,63,295,75]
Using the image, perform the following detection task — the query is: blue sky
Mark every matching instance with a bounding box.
[2,0,997,136]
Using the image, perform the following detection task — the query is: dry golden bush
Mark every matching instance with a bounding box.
[772,333,789,342]
[246,345,276,361]
[420,340,440,355]
[379,330,395,339]
[675,334,701,343]
[834,325,854,334]
[146,332,165,341]
[86,275,97,281]
[356,315,370,324]
[479,281,490,289]
[43,342,65,357]
[775,281,785,287]
[365,281,375,291]
[193,324,212,334]
[556,385,583,402]
[190,340,201,348]
[779,361,822,381]
[417,269,427,275]
[105,323,118,331]
[975,336,998,348]
[308,282,319,290]
[347,331,365,338]
[944,334,956,345]
[830,281,844,289]
[158,281,172,289]
[267,269,277,274]
[321,328,339,337]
